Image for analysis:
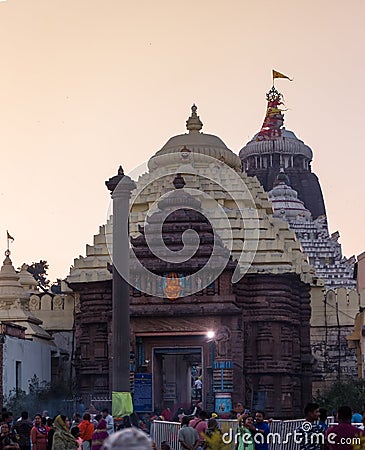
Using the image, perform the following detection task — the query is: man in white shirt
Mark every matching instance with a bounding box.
[102,408,114,435]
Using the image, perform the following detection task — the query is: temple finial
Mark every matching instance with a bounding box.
[186,104,203,133]
[274,167,290,186]
[256,86,285,141]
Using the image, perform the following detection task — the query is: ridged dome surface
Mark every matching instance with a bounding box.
[239,128,313,160]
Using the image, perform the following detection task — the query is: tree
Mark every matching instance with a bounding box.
[26,260,50,292]
[315,377,365,414]
[4,375,79,418]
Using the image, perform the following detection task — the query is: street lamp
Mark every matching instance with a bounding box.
[207,330,215,340]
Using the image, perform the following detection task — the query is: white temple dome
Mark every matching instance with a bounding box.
[268,170,312,221]
[148,105,242,171]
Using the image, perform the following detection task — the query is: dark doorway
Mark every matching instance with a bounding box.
[153,347,202,412]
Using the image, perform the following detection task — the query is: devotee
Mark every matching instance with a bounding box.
[0,422,19,450]
[13,411,32,450]
[78,414,94,450]
[254,411,270,450]
[189,411,208,448]
[70,428,82,450]
[178,416,199,450]
[52,416,78,450]
[91,420,108,450]
[295,403,324,450]
[101,411,114,436]
[31,414,48,450]
[326,406,363,450]
[203,418,222,450]
[237,415,255,450]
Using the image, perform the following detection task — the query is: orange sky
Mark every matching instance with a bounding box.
[0,0,364,281]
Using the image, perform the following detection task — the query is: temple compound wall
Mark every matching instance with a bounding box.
[311,287,364,395]
[28,291,75,383]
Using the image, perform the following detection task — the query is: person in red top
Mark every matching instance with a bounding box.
[31,414,47,450]
[189,411,208,449]
[326,406,363,450]
[77,414,94,450]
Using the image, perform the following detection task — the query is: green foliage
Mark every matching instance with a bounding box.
[4,375,76,418]
[27,260,50,292]
[314,377,365,414]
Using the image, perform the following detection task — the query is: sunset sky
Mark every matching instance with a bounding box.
[0,0,364,280]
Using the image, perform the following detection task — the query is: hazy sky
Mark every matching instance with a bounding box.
[0,0,364,281]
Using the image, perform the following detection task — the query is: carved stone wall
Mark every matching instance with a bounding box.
[71,270,312,418]
[69,280,112,400]
[235,273,312,419]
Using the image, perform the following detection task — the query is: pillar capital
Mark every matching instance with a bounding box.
[105,166,136,197]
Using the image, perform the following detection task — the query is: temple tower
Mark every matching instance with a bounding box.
[239,86,326,219]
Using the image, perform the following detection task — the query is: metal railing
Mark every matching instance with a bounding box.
[151,418,338,450]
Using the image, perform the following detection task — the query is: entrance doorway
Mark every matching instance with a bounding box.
[153,347,202,412]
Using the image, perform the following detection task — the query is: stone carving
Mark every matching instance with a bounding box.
[29,295,40,310]
[53,295,63,310]
[214,326,231,358]
[0,300,7,310]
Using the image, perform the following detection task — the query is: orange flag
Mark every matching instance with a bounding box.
[6,230,14,242]
[272,69,293,81]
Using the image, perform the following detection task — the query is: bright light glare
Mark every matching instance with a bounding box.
[207,331,215,339]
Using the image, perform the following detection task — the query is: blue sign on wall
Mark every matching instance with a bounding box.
[133,373,153,412]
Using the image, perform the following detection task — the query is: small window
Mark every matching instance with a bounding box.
[16,361,22,392]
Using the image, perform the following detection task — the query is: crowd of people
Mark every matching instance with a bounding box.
[0,409,116,450]
[0,402,365,450]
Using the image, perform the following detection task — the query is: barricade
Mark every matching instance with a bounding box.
[151,418,336,450]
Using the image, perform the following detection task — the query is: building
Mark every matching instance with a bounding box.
[0,251,52,400]
[0,250,75,403]
[239,86,326,220]
[239,86,359,394]
[347,253,365,379]
[67,105,315,418]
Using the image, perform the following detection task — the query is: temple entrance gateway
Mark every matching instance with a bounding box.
[153,347,202,412]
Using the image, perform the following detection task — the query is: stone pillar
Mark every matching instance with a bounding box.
[106,167,136,409]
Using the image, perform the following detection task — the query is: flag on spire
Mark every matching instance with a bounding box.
[6,231,14,242]
[272,70,293,81]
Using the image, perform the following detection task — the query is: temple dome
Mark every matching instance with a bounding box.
[268,171,312,221]
[18,264,38,294]
[148,105,242,172]
[239,128,313,160]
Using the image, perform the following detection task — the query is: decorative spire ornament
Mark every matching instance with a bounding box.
[186,104,203,133]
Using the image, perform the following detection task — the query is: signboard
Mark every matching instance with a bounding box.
[133,373,152,412]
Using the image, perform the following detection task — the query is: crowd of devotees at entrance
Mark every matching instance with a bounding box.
[0,401,365,450]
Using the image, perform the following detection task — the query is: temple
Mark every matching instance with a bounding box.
[67,105,315,418]
[239,86,326,219]
[239,84,359,394]
[240,86,356,290]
